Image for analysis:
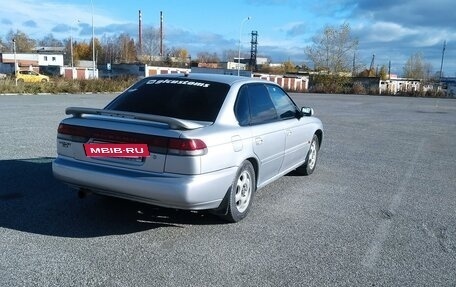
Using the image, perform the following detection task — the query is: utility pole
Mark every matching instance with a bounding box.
[70,33,74,68]
[138,10,142,56]
[237,16,251,76]
[13,38,17,86]
[388,60,391,80]
[160,11,163,57]
[91,0,96,79]
[352,52,356,76]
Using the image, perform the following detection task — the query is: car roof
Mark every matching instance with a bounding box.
[146,73,271,86]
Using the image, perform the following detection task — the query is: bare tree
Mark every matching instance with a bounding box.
[305,23,358,73]
[222,49,238,62]
[6,29,36,52]
[142,26,160,62]
[0,39,5,52]
[38,33,63,47]
[97,35,113,65]
[117,33,137,63]
[403,52,432,80]
[167,47,189,66]
[196,52,220,63]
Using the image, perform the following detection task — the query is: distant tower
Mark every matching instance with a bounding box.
[138,10,142,56]
[369,54,375,77]
[249,31,258,71]
[439,40,446,80]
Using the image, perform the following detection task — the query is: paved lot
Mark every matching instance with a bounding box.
[1,93,455,286]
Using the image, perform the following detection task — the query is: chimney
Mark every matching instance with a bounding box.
[160,11,163,57]
[138,10,142,56]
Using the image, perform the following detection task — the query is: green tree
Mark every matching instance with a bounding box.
[357,68,373,77]
[379,65,388,80]
[305,23,358,74]
[168,47,190,67]
[73,41,91,62]
[283,60,297,74]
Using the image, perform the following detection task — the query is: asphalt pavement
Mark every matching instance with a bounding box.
[0,93,455,286]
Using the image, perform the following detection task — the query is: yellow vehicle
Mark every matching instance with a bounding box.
[16,70,50,83]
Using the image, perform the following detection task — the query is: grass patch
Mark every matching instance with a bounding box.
[0,76,137,94]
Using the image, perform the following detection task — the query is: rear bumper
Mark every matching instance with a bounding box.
[52,156,236,210]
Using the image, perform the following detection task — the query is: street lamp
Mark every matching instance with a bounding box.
[71,19,81,70]
[70,26,74,68]
[91,0,96,79]
[237,16,251,76]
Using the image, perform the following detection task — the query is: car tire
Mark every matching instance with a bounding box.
[219,160,256,223]
[17,79,24,83]
[296,134,319,176]
[41,79,48,83]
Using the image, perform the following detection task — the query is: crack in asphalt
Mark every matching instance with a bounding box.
[421,223,456,255]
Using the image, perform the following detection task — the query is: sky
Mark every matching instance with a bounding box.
[1,0,455,77]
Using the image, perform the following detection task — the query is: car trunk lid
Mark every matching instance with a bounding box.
[57,107,211,173]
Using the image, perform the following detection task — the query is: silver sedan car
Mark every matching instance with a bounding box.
[53,73,323,222]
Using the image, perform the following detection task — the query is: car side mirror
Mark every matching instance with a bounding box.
[300,107,314,117]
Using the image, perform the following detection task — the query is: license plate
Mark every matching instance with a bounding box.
[84,143,150,157]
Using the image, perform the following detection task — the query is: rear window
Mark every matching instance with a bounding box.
[106,77,230,122]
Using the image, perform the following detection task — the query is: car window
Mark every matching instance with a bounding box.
[234,85,251,126]
[266,84,298,120]
[106,77,230,122]
[247,84,278,125]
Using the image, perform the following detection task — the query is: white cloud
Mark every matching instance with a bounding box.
[366,22,418,42]
[0,0,123,39]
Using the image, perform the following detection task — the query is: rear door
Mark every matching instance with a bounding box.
[235,84,286,186]
[266,85,313,172]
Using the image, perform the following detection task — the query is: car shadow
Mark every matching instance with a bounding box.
[0,157,225,238]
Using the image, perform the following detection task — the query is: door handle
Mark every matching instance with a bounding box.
[286,130,292,136]
[255,137,263,145]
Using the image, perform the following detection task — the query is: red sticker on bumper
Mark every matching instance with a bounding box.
[84,143,150,157]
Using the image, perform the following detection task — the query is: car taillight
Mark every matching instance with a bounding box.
[168,138,208,156]
[57,124,90,142]
[57,123,207,156]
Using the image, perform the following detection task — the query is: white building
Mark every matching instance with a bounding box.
[379,78,421,94]
[0,53,64,75]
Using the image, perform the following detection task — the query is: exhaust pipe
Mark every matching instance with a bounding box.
[78,188,91,199]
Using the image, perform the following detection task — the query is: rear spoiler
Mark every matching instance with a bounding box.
[65,107,207,130]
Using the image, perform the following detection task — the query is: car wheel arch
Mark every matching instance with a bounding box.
[245,157,259,189]
[315,129,323,148]
[212,157,258,210]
